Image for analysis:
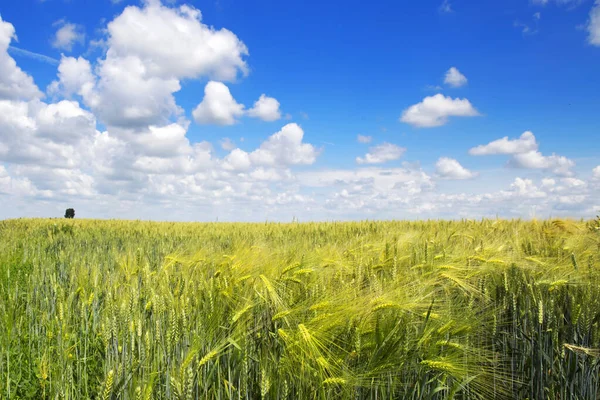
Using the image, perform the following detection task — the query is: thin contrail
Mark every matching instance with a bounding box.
[8,46,59,65]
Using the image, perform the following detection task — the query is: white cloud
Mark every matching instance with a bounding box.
[2,8,600,221]
[541,178,556,187]
[0,16,42,100]
[52,21,85,52]
[469,131,574,176]
[0,99,96,168]
[444,67,467,87]
[223,148,252,171]
[7,46,59,65]
[400,94,480,128]
[435,157,477,179]
[356,143,406,164]
[561,177,586,188]
[469,131,538,155]
[509,177,546,198]
[105,1,248,80]
[588,0,600,46]
[127,123,193,158]
[220,137,236,151]
[299,166,434,195]
[48,56,96,100]
[47,1,249,129]
[35,100,96,144]
[193,81,245,125]
[247,94,281,121]
[357,134,372,143]
[249,123,319,166]
[509,150,575,176]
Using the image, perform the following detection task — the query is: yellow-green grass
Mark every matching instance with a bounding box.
[1,218,600,399]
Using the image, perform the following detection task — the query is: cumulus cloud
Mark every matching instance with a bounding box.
[46,1,249,129]
[470,131,574,176]
[356,143,406,164]
[193,81,244,125]
[509,177,546,198]
[435,157,477,179]
[0,99,96,168]
[509,151,575,176]
[469,131,538,155]
[247,94,281,121]
[400,94,480,127]
[444,67,467,87]
[48,56,96,99]
[588,1,600,46]
[593,166,600,179]
[35,100,97,144]
[0,16,42,100]
[105,2,248,80]
[223,148,252,171]
[357,134,372,143]
[249,123,319,166]
[52,20,85,51]
[220,137,236,151]
[2,6,599,221]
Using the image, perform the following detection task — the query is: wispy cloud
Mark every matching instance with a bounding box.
[439,0,453,13]
[8,46,59,65]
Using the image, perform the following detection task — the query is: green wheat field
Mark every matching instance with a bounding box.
[2,218,600,399]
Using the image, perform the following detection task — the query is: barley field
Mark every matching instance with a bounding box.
[1,218,600,399]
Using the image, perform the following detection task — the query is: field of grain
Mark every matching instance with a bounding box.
[1,218,600,399]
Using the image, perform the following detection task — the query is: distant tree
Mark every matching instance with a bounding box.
[65,208,75,219]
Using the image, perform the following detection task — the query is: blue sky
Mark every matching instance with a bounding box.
[0,0,599,221]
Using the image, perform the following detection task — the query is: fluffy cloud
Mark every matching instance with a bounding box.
[106,2,248,80]
[2,6,600,221]
[0,16,42,100]
[444,67,467,87]
[223,148,252,171]
[46,1,249,129]
[509,151,575,176]
[249,123,319,166]
[435,157,477,179]
[594,166,600,179]
[357,135,372,143]
[588,1,600,46]
[508,177,546,198]
[193,81,244,125]
[356,143,406,164]
[247,94,281,121]
[0,99,96,168]
[220,137,236,151]
[48,56,96,100]
[400,94,480,127]
[469,131,538,155]
[35,100,96,144]
[52,21,85,51]
[470,131,574,176]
